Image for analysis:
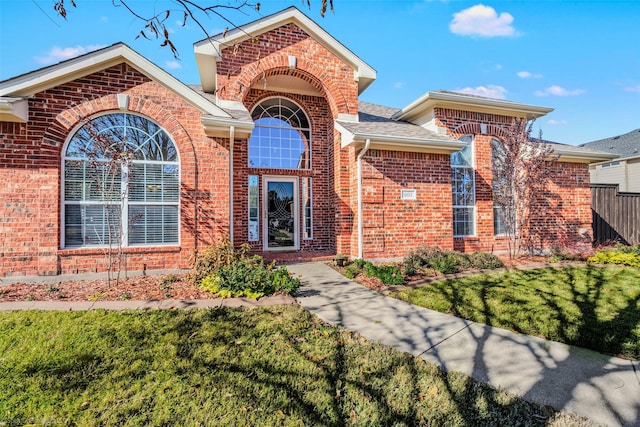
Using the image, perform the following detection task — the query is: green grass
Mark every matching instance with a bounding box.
[0,306,588,426]
[393,266,640,360]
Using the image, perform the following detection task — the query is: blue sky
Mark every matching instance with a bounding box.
[1,0,638,145]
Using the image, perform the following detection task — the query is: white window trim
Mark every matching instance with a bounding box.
[248,96,312,170]
[452,135,476,238]
[60,112,181,249]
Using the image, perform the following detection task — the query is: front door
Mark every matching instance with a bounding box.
[263,176,299,251]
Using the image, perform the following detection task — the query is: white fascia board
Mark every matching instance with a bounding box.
[201,115,254,138]
[553,148,619,164]
[0,97,28,122]
[0,44,231,119]
[394,91,554,122]
[194,7,376,95]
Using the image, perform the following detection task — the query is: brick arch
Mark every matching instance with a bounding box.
[450,123,512,140]
[44,94,196,165]
[236,59,350,118]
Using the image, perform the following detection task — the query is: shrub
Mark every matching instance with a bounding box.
[343,265,360,279]
[466,252,505,269]
[188,238,251,284]
[363,263,404,285]
[587,250,640,268]
[430,253,459,275]
[198,255,300,299]
[403,247,503,275]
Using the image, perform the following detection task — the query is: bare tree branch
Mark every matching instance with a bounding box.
[53,1,333,59]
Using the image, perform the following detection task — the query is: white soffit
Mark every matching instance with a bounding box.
[0,43,231,119]
[251,75,321,96]
[194,7,376,95]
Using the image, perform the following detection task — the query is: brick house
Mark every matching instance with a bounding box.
[0,7,613,277]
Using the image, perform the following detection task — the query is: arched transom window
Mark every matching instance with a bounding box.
[63,113,179,248]
[248,98,311,169]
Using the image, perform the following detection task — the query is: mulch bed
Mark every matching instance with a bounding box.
[0,274,209,303]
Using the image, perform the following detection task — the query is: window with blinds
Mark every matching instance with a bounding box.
[62,113,179,248]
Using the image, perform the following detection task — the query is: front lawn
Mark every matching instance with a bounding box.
[0,306,590,426]
[393,266,640,360]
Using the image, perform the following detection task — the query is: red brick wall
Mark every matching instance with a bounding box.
[0,64,229,277]
[435,108,593,253]
[356,150,454,258]
[216,23,359,117]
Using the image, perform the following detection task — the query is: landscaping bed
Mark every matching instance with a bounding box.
[0,273,204,303]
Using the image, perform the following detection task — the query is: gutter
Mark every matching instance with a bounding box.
[356,138,371,259]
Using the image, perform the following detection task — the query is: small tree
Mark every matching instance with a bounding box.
[492,118,558,258]
[77,120,135,286]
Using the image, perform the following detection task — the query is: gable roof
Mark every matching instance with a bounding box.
[193,7,376,95]
[579,128,640,159]
[0,43,231,121]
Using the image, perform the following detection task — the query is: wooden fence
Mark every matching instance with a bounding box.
[591,184,640,245]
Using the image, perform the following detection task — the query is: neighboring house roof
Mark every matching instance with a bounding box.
[335,101,467,154]
[0,43,234,123]
[193,6,376,96]
[579,128,640,160]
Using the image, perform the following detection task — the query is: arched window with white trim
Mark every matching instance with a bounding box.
[248,97,311,169]
[62,113,179,248]
[451,135,475,236]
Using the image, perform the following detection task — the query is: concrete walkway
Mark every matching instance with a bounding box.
[287,261,640,427]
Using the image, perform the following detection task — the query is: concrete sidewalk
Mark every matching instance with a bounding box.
[287,261,640,427]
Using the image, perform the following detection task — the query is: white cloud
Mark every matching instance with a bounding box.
[99,16,108,23]
[535,85,585,97]
[624,85,640,93]
[450,4,517,37]
[547,119,568,126]
[517,71,543,79]
[455,84,508,99]
[393,82,405,89]
[165,60,182,70]
[34,45,106,65]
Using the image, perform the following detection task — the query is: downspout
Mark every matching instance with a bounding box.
[229,126,235,244]
[356,138,371,259]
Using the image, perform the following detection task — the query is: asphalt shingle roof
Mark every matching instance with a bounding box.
[579,129,640,158]
[336,101,456,142]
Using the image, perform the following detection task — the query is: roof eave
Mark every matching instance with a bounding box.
[393,91,554,122]
[553,149,619,163]
[201,115,254,138]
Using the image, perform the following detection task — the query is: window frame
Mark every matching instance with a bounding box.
[451,135,476,237]
[248,97,311,170]
[61,112,180,249]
